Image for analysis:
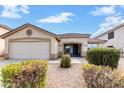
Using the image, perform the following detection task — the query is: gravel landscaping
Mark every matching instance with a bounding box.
[0,58,124,88]
[46,63,87,88]
[0,63,87,88]
[0,58,87,88]
[3,58,124,88]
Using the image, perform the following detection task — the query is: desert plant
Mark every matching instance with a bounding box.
[60,54,71,68]
[1,60,48,88]
[83,64,124,88]
[86,48,120,68]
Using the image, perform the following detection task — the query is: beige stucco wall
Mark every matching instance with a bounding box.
[0,27,10,35]
[97,26,124,50]
[96,34,108,47]
[4,26,59,59]
[0,27,10,55]
[59,37,88,57]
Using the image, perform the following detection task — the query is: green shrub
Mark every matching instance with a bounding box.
[60,54,71,68]
[83,64,124,88]
[86,48,120,68]
[1,60,48,88]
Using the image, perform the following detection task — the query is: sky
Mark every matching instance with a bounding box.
[0,5,124,37]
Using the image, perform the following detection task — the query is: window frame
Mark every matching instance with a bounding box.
[107,46,114,48]
[108,32,114,40]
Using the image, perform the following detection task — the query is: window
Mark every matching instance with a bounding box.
[107,46,113,48]
[108,32,114,39]
[65,46,71,52]
[26,29,32,36]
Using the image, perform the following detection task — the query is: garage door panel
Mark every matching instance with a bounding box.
[9,41,50,59]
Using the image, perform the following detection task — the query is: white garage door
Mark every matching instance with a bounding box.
[9,41,50,59]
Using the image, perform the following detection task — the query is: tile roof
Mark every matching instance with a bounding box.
[58,33,91,38]
[0,23,60,41]
[88,38,107,44]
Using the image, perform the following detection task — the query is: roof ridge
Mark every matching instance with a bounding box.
[23,23,58,36]
[94,22,124,38]
[58,33,91,35]
[0,23,60,41]
[0,24,12,30]
[58,33,91,38]
[58,33,90,34]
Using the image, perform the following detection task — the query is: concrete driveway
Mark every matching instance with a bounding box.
[0,58,124,71]
[0,57,85,68]
[0,60,22,68]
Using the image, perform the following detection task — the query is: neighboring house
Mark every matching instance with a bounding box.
[0,23,105,59]
[95,23,124,52]
[0,24,12,56]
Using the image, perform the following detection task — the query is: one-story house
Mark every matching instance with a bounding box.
[0,23,106,59]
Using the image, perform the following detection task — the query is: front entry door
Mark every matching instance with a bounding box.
[73,44,78,57]
[64,44,81,57]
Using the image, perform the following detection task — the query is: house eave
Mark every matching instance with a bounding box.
[0,23,60,41]
[94,23,124,39]
[0,24,12,31]
[88,38,107,44]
